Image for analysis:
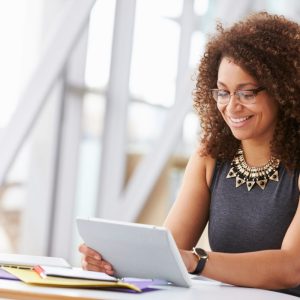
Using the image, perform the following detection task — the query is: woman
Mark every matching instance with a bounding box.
[79,12,300,296]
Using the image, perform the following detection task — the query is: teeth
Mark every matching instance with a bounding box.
[230,116,250,123]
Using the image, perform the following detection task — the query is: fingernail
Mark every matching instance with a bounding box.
[94,255,100,260]
[104,264,111,270]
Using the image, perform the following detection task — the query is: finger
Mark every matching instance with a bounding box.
[78,244,102,259]
[85,256,103,267]
[85,264,115,275]
[104,269,115,275]
[85,256,113,271]
[82,258,115,275]
[82,259,102,272]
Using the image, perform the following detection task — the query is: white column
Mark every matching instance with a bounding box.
[96,0,136,218]
[19,80,65,255]
[175,0,195,95]
[49,27,89,260]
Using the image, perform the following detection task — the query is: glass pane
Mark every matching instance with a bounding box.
[81,93,106,139]
[0,147,29,253]
[0,1,32,128]
[266,0,300,21]
[76,92,106,217]
[128,102,168,152]
[194,0,209,15]
[85,0,116,88]
[189,31,206,68]
[130,0,181,107]
[182,112,199,154]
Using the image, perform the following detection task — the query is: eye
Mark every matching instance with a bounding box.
[239,90,255,100]
[218,90,229,98]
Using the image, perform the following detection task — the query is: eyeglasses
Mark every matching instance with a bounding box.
[210,87,266,105]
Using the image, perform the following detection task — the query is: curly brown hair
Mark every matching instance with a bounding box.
[193,12,300,170]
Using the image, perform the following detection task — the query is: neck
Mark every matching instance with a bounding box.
[241,140,272,167]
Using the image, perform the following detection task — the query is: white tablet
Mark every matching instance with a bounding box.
[77,217,192,287]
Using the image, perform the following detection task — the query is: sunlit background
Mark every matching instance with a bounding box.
[0,0,298,265]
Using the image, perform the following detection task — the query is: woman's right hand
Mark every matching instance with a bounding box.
[78,243,114,275]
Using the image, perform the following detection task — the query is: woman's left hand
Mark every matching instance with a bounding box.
[179,249,198,273]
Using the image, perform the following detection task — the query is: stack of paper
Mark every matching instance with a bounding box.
[3,267,141,292]
[0,253,70,269]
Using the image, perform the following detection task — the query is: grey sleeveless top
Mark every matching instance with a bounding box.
[209,161,300,296]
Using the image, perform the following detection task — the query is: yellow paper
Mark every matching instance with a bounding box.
[2,267,141,292]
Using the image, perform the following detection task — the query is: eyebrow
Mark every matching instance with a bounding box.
[217,81,259,89]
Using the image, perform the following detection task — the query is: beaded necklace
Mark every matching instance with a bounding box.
[226,148,280,191]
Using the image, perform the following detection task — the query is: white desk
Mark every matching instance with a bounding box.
[0,277,297,300]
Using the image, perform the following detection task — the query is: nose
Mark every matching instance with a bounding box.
[226,93,243,112]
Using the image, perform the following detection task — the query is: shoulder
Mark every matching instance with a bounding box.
[187,146,216,187]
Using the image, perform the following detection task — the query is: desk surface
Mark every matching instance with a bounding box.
[0,278,297,300]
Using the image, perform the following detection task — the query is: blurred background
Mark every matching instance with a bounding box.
[0,0,298,265]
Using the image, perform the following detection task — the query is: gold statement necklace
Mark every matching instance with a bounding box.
[226,148,280,191]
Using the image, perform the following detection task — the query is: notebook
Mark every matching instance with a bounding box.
[2,267,141,292]
[34,265,117,281]
[77,217,192,287]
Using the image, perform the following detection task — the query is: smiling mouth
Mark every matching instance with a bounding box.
[229,116,253,123]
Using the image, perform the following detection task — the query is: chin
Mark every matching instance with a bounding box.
[230,130,253,141]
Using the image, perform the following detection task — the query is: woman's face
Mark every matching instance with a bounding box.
[216,57,278,144]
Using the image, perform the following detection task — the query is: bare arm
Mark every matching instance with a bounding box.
[164,150,215,249]
[179,174,300,290]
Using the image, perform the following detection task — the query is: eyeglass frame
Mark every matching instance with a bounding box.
[210,86,266,105]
